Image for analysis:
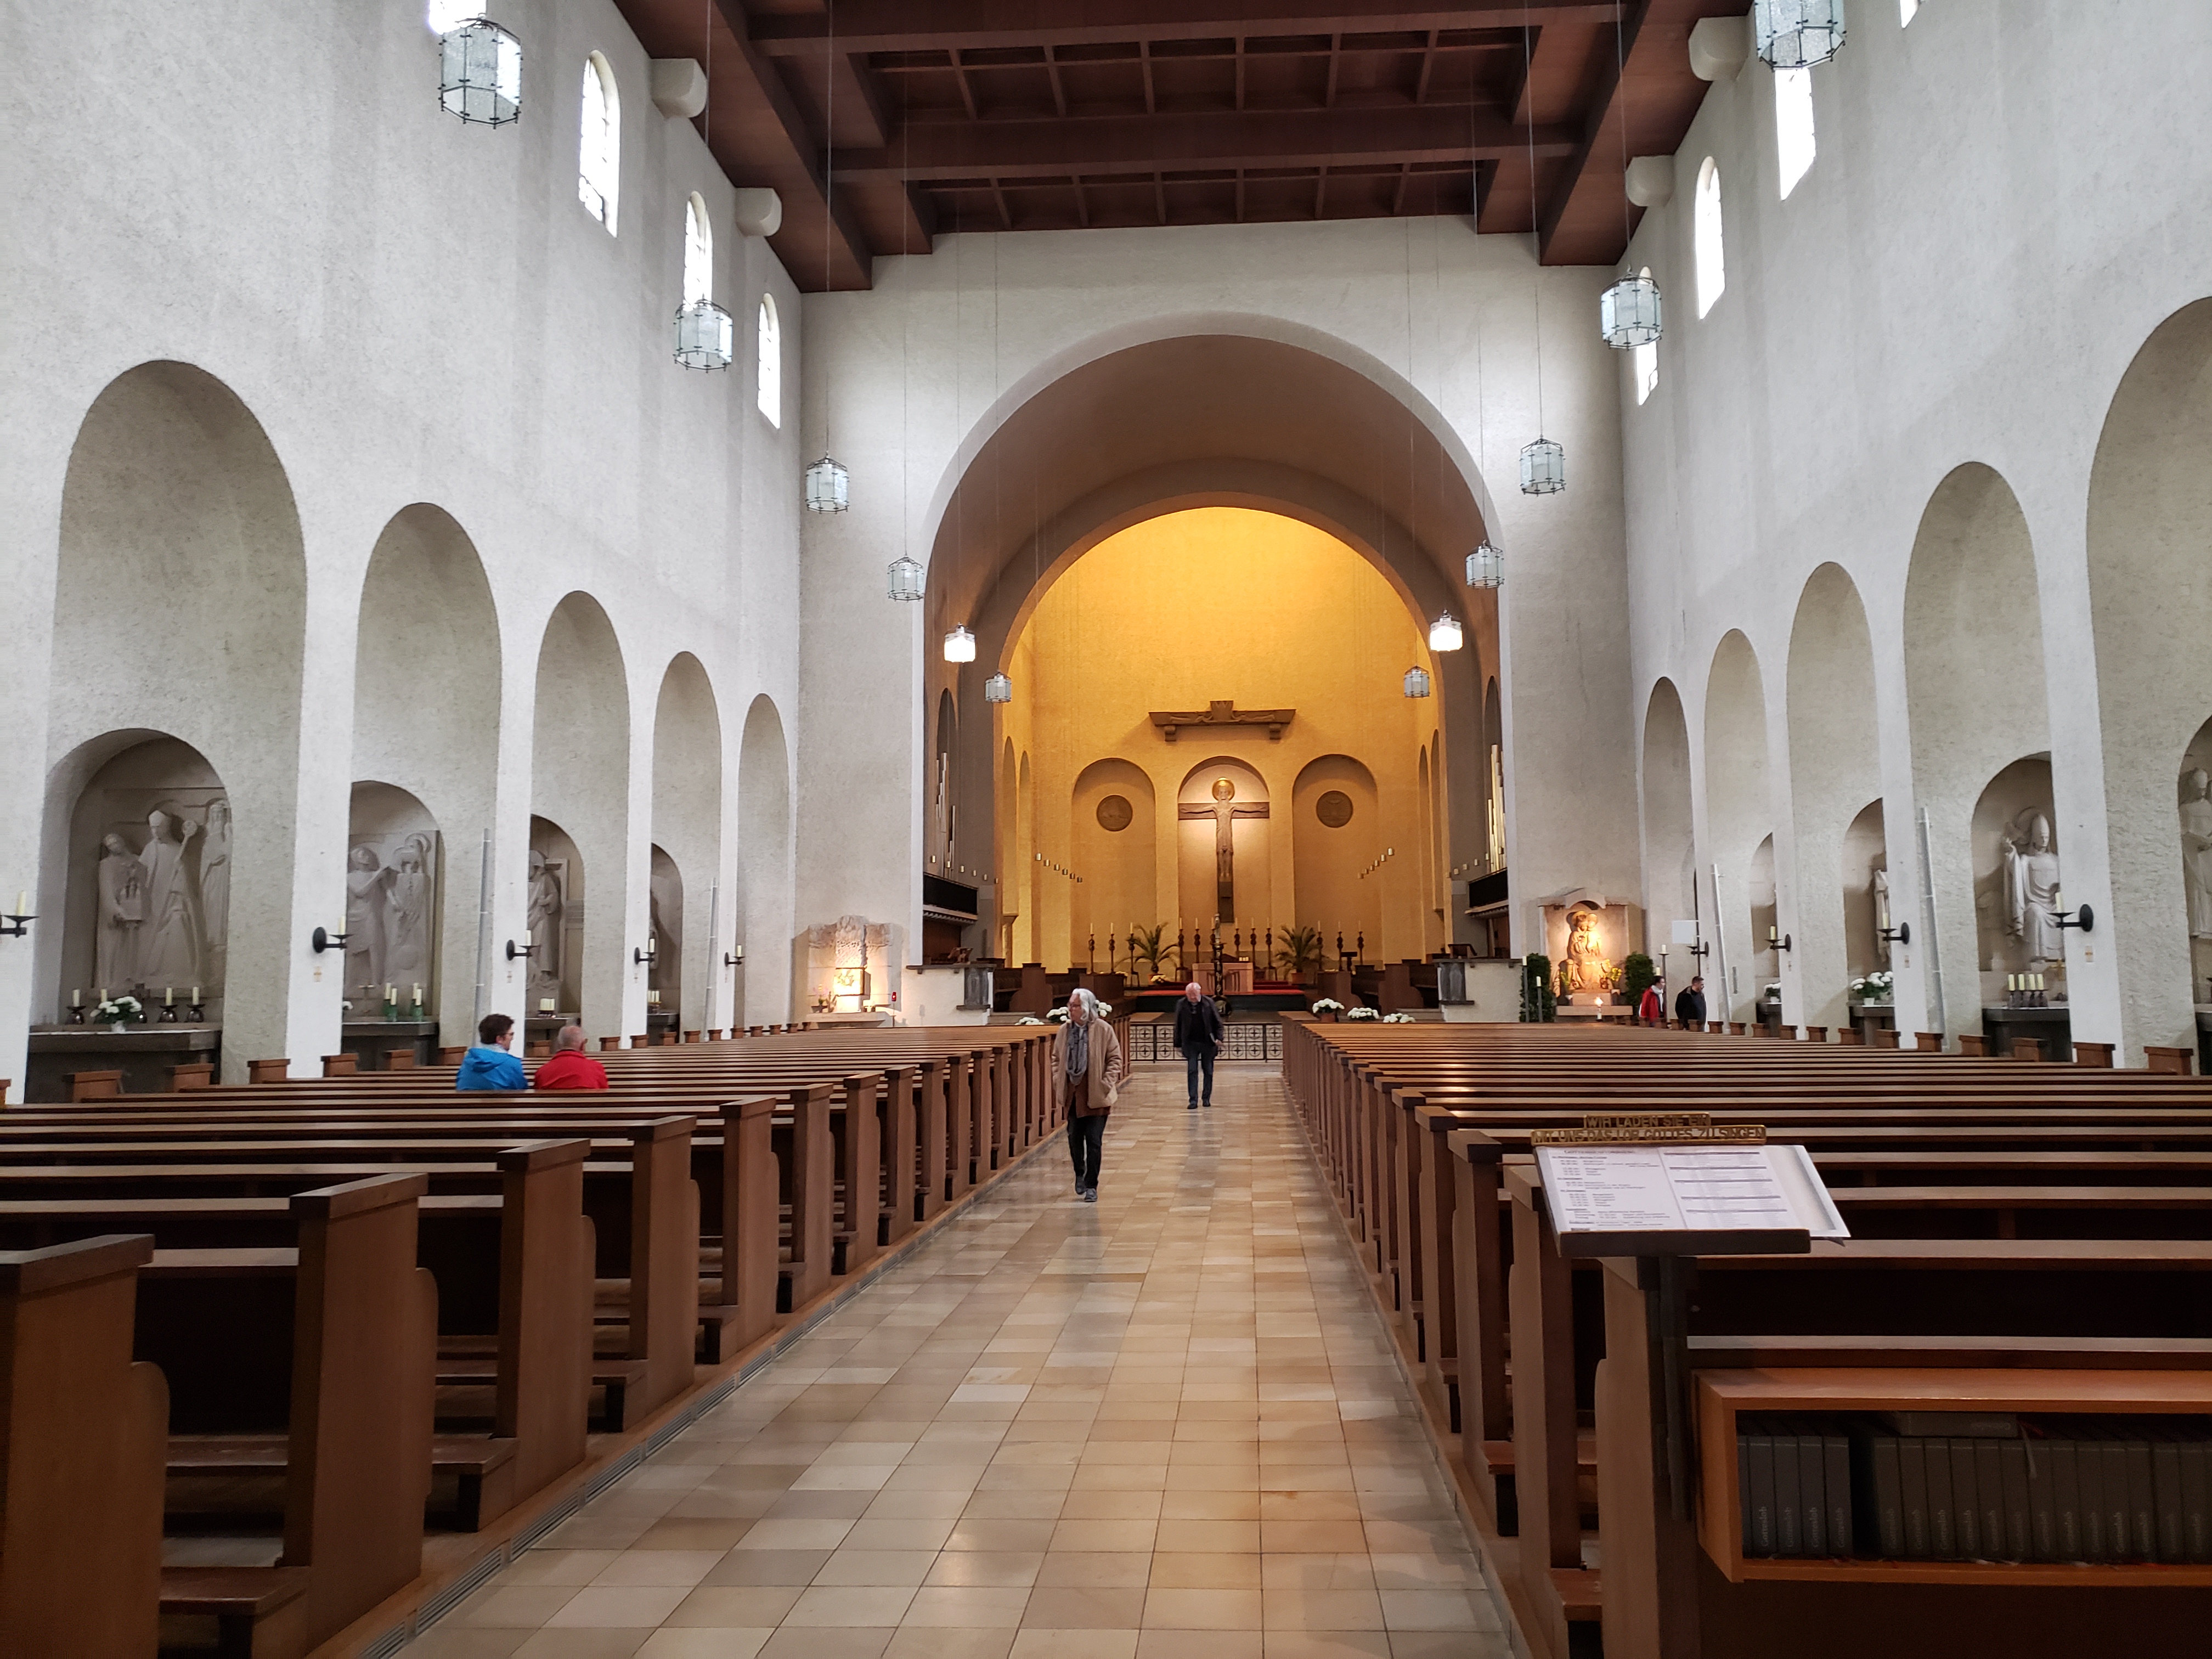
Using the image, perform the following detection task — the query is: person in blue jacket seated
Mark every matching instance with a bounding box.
[456,1012,528,1091]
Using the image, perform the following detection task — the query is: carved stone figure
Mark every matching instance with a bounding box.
[96,833,145,991]
[2181,769,2212,939]
[138,810,202,990]
[1872,865,1892,965]
[346,844,390,995]
[1562,906,1613,995]
[199,797,232,977]
[526,849,566,1006]
[2002,811,2065,969]
[385,834,433,989]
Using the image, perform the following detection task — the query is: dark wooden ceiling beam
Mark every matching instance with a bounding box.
[751,1,1623,55]
[839,103,1578,181]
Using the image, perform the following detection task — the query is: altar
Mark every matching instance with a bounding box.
[1197,960,1255,997]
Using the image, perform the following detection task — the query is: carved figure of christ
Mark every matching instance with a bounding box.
[1180,796,1269,923]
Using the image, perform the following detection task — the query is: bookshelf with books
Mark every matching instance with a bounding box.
[1695,1369,2212,1586]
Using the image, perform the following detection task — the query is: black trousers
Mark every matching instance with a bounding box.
[1183,1048,1215,1104]
[1066,1110,1106,1188]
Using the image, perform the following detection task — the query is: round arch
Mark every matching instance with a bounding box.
[736,693,793,1024]
[1703,631,1773,1023]
[532,592,629,1039]
[652,653,724,1030]
[1786,563,1883,1025]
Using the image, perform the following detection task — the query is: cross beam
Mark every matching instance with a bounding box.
[1152,701,1296,742]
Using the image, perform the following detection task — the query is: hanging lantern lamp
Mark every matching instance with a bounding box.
[804,455,849,512]
[1521,438,1565,495]
[943,625,976,663]
[1427,613,1464,653]
[438,18,523,126]
[1754,0,1846,69]
[1403,665,1432,699]
[984,672,1012,703]
[1466,542,1504,589]
[886,553,924,601]
[1600,271,1663,350]
[674,300,735,370]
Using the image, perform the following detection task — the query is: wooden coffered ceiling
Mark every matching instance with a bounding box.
[609,1,1748,290]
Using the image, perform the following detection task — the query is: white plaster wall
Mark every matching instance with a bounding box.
[1621,0,2212,1060]
[799,218,1633,964]
[0,0,802,1093]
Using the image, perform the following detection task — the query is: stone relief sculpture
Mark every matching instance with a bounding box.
[2001,810,2065,970]
[805,914,891,1011]
[526,848,567,1007]
[2181,768,2212,939]
[137,809,202,988]
[1872,866,1892,966]
[1562,905,1614,995]
[97,833,145,990]
[385,834,434,987]
[346,844,391,995]
[199,797,232,980]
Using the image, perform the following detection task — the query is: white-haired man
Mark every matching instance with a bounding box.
[1171,980,1223,1109]
[1049,989,1124,1202]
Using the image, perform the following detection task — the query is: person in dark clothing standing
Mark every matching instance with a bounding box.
[1674,974,1708,1028]
[1172,980,1224,1109]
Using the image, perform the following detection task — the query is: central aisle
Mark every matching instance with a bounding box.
[424,1063,1504,1659]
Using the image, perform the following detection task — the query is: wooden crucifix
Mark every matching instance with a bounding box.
[1179,776,1269,923]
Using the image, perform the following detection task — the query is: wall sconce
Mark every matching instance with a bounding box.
[1878,921,1911,947]
[1,891,33,939]
[724,944,744,967]
[506,928,536,962]
[634,934,658,967]
[312,923,349,954]
[2054,899,2095,934]
[1686,936,1711,959]
[1768,927,1792,953]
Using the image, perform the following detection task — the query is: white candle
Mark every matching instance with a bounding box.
[165,987,173,1006]
[522,928,532,947]
[190,986,199,1004]
[412,983,421,1006]
[385,983,393,1002]
[71,988,81,1008]
[97,986,106,1002]
[13,891,23,917]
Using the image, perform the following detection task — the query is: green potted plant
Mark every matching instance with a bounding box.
[1621,952,1657,1008]
[1275,924,1324,984]
[1521,954,1556,1023]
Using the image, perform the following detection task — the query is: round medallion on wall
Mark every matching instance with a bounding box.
[1316,790,1354,828]
[1096,794,1133,832]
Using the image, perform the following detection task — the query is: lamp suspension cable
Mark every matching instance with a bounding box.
[805,0,849,510]
[1598,0,1662,354]
[1466,86,1503,588]
[1519,18,1564,496]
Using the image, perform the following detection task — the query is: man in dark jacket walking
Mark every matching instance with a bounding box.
[1674,974,1708,1028]
[1172,980,1224,1109]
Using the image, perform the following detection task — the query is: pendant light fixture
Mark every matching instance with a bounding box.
[1755,0,1847,69]
[437,17,522,126]
[804,0,849,512]
[887,552,924,601]
[674,12,733,371]
[984,672,1012,703]
[1403,665,1432,699]
[1466,543,1504,589]
[1427,613,1464,653]
[675,301,735,370]
[1520,438,1565,495]
[1600,270,1663,349]
[943,625,975,662]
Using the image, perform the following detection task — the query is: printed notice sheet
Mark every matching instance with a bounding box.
[1534,1144,1849,1243]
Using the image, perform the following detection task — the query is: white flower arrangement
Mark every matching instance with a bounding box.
[1345,1006,1381,1021]
[95,994,144,1025]
[1311,998,1345,1013]
[1381,1011,1415,1024]
[1046,1007,1069,1022]
[1761,981,1782,1002]
[1015,1015,1046,1026]
[1850,971,1895,1002]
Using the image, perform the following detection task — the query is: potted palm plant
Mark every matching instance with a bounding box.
[1129,922,1178,984]
[1275,924,1323,985]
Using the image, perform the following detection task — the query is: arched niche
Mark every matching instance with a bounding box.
[1842,800,1892,982]
[1904,464,2047,1040]
[353,504,497,1042]
[532,595,629,1039]
[931,690,957,872]
[54,734,229,1016]
[996,736,1018,959]
[1177,757,1272,939]
[1748,834,1779,1001]
[346,782,439,1014]
[1971,756,2064,1002]
[1640,679,1696,965]
[648,844,683,1022]
[736,695,793,1025]
[1071,758,1158,957]
[527,815,583,1017]
[651,654,723,1030]
[1703,631,1773,1021]
[47,362,306,1078]
[1293,754,1380,963]
[1015,751,1035,964]
[2087,301,2212,1053]
[1786,563,1883,1025]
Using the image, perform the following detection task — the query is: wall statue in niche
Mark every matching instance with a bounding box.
[2000,810,2065,971]
[91,802,223,996]
[344,832,437,1006]
[526,847,570,1011]
[2181,768,2212,940]
[805,914,892,1013]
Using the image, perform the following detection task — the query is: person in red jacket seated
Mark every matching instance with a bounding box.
[533,1023,609,1091]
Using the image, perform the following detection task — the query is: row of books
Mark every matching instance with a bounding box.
[1737,1413,2212,1564]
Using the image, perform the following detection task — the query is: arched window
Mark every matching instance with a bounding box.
[578,54,620,233]
[1694,158,1726,318]
[682,194,713,306]
[1900,0,1921,22]
[425,0,473,30]
[1775,67,1817,198]
[1633,268,1660,404]
[757,295,781,426]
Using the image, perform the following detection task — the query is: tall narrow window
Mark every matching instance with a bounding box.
[578,54,619,233]
[757,294,781,426]
[1633,268,1660,404]
[682,194,712,305]
[1900,0,1921,22]
[426,0,473,30]
[1694,159,1726,318]
[1775,67,1817,198]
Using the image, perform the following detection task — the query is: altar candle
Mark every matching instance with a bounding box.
[165,986,173,1006]
[71,989,81,1008]
[412,983,421,1007]
[13,891,23,917]
[190,986,199,1004]
[97,987,106,1003]
[523,928,532,947]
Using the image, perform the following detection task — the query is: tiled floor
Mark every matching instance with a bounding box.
[414,1062,1507,1659]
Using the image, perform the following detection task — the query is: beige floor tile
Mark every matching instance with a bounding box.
[405,1630,531,1658]
[1141,1588,1266,1629]
[1160,1491,1262,1521]
[1009,1630,1139,1659]
[510,1633,652,1658]
[1147,1553,1262,1589]
[756,1630,894,1659]
[1037,1553,1152,1588]
[1049,1517,1159,1553]
[662,1586,803,1626]
[901,1587,1035,1627]
[734,1518,857,1551]
[1154,1519,1261,1553]
[882,1629,1017,1659]
[1259,1633,1392,1659]
[1376,1589,1494,1631]
[1022,1585,1150,1629]
[1259,1522,1368,1554]
[461,1585,582,1627]
[1137,1630,1262,1659]
[588,1552,724,1589]
[1262,1590,1385,1631]
[1058,1488,1163,1521]
[782,1585,921,1626]
[634,1629,773,1659]
[544,1585,693,1628]
[926,1551,1045,1588]
[498,1552,619,1587]
[814,1549,941,1587]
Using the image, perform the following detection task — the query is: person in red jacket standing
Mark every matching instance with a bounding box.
[533,1023,609,1091]
[1637,978,1665,1025]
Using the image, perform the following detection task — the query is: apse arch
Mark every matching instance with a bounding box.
[1703,631,1773,1023]
[1904,462,2047,1040]
[1070,758,1157,952]
[1640,678,1695,957]
[1786,563,1883,1025]
[532,592,630,1039]
[1293,754,1380,960]
[652,653,723,1030]
[736,693,793,1024]
[2087,299,2212,1055]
